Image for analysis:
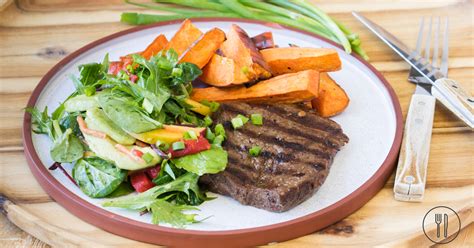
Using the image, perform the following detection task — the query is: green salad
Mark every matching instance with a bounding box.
[27,49,228,228]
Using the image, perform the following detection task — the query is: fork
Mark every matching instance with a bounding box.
[408,17,448,84]
[408,17,474,127]
[435,213,442,238]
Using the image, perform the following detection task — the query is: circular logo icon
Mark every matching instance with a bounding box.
[422,206,461,244]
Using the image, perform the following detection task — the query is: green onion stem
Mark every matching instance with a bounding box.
[268,0,351,53]
[154,0,230,12]
[126,0,200,15]
[218,0,255,19]
[121,12,239,25]
[291,0,351,53]
[239,0,337,41]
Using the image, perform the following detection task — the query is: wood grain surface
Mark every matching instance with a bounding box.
[1,0,473,247]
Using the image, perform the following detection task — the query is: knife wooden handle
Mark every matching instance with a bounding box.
[433,78,474,128]
[394,94,435,202]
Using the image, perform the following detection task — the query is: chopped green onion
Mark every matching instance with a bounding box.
[249,146,262,156]
[214,124,226,138]
[126,64,134,73]
[205,127,215,142]
[183,130,197,140]
[237,114,249,124]
[204,116,213,126]
[213,135,225,146]
[201,100,220,112]
[231,117,244,129]
[142,152,154,163]
[83,86,96,96]
[142,98,154,114]
[250,114,263,125]
[172,141,185,151]
[171,67,183,77]
[155,140,170,151]
[231,114,249,129]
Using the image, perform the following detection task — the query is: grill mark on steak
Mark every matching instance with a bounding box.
[232,127,335,160]
[224,103,344,135]
[222,104,348,148]
[200,102,348,212]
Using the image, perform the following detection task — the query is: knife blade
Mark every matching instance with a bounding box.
[352,12,474,128]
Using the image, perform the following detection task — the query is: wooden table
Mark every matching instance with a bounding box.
[1,0,472,247]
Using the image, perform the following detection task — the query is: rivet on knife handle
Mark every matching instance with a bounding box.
[433,78,474,128]
[394,94,435,201]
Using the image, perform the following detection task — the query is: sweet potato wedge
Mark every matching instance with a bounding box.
[191,70,319,103]
[251,32,275,50]
[220,24,272,83]
[165,19,203,56]
[179,28,226,68]
[311,73,349,117]
[140,34,169,60]
[261,47,341,75]
[199,54,248,87]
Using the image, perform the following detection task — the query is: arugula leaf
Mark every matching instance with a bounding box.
[26,106,53,135]
[79,63,103,86]
[103,172,207,210]
[149,199,198,228]
[171,146,228,176]
[72,157,126,198]
[97,93,162,133]
[26,107,84,163]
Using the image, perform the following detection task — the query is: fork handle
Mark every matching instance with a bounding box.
[433,78,474,128]
[394,94,435,202]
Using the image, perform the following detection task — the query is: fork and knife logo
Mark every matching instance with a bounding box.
[434,213,448,238]
[422,206,461,244]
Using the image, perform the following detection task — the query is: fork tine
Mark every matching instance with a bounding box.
[424,17,433,62]
[415,17,425,55]
[432,17,440,68]
[440,17,449,76]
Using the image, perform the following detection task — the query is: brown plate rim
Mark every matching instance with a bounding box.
[22,18,403,247]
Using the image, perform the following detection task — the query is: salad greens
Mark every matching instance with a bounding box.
[172,146,228,176]
[103,172,207,208]
[73,157,127,198]
[97,93,163,133]
[27,48,228,228]
[26,106,84,163]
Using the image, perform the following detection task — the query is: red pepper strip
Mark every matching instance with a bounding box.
[131,148,144,158]
[130,172,155,193]
[120,55,134,69]
[108,61,123,75]
[145,165,161,180]
[168,135,211,158]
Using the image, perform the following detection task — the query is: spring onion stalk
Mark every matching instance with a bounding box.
[268,0,351,53]
[121,0,368,59]
[127,0,204,15]
[155,0,230,12]
[239,0,336,40]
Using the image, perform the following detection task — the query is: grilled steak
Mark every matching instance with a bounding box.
[200,103,349,212]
